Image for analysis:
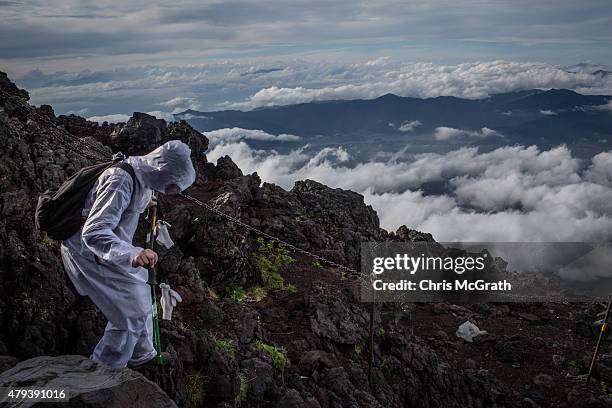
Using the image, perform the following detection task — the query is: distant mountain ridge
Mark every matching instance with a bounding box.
[176,88,612,155]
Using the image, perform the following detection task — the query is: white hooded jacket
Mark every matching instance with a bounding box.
[59,140,196,368]
[63,140,196,286]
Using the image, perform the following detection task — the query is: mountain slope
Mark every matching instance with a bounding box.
[0,72,519,407]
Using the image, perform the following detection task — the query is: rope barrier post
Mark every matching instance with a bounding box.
[587,298,612,387]
[368,302,374,384]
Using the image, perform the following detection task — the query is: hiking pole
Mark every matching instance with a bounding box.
[147,195,164,367]
[587,298,612,386]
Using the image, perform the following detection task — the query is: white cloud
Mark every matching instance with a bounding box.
[177,113,212,120]
[308,146,351,166]
[145,110,176,122]
[87,113,131,123]
[585,151,612,186]
[160,96,201,113]
[540,109,557,115]
[206,141,612,242]
[205,127,301,145]
[434,126,502,140]
[397,120,422,132]
[66,108,89,116]
[434,127,471,140]
[358,56,391,67]
[161,97,196,108]
[594,101,612,113]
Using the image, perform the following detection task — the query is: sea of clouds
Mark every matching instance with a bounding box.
[204,128,612,243]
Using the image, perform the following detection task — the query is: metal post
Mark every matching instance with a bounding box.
[587,299,612,386]
[368,302,374,384]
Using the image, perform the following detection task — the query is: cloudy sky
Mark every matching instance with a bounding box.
[2,0,612,242]
[1,0,611,118]
[2,0,611,71]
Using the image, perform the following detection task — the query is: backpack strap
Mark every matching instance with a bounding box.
[93,161,137,266]
[112,162,136,186]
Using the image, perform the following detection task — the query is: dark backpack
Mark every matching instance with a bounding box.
[35,156,136,241]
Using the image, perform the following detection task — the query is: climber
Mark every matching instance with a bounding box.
[60,140,196,369]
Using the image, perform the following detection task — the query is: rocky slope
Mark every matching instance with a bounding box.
[0,71,610,407]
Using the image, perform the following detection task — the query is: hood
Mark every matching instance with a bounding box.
[130,140,196,193]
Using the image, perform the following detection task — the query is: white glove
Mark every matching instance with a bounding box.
[159,283,182,321]
[156,220,175,249]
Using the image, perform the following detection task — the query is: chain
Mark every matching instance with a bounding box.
[180,194,580,303]
[180,193,362,277]
[61,129,113,163]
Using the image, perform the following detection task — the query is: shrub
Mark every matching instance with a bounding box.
[381,357,391,370]
[354,337,367,355]
[207,287,220,301]
[225,238,298,304]
[225,284,245,302]
[186,370,208,406]
[235,372,248,406]
[179,321,192,332]
[255,340,287,372]
[5,95,28,113]
[214,338,237,358]
[255,237,295,293]
[245,286,267,301]
[40,233,57,251]
[226,284,272,302]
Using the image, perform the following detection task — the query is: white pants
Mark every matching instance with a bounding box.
[92,315,156,368]
[61,246,157,368]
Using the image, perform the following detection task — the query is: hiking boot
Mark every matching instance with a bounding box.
[127,352,172,370]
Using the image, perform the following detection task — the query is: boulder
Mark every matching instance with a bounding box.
[240,358,275,398]
[216,155,244,180]
[0,72,29,100]
[532,373,554,389]
[307,288,369,346]
[109,112,166,155]
[105,112,209,166]
[0,355,176,407]
[276,388,305,408]
[298,350,339,375]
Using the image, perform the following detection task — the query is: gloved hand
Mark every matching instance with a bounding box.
[159,283,182,321]
[156,220,174,249]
